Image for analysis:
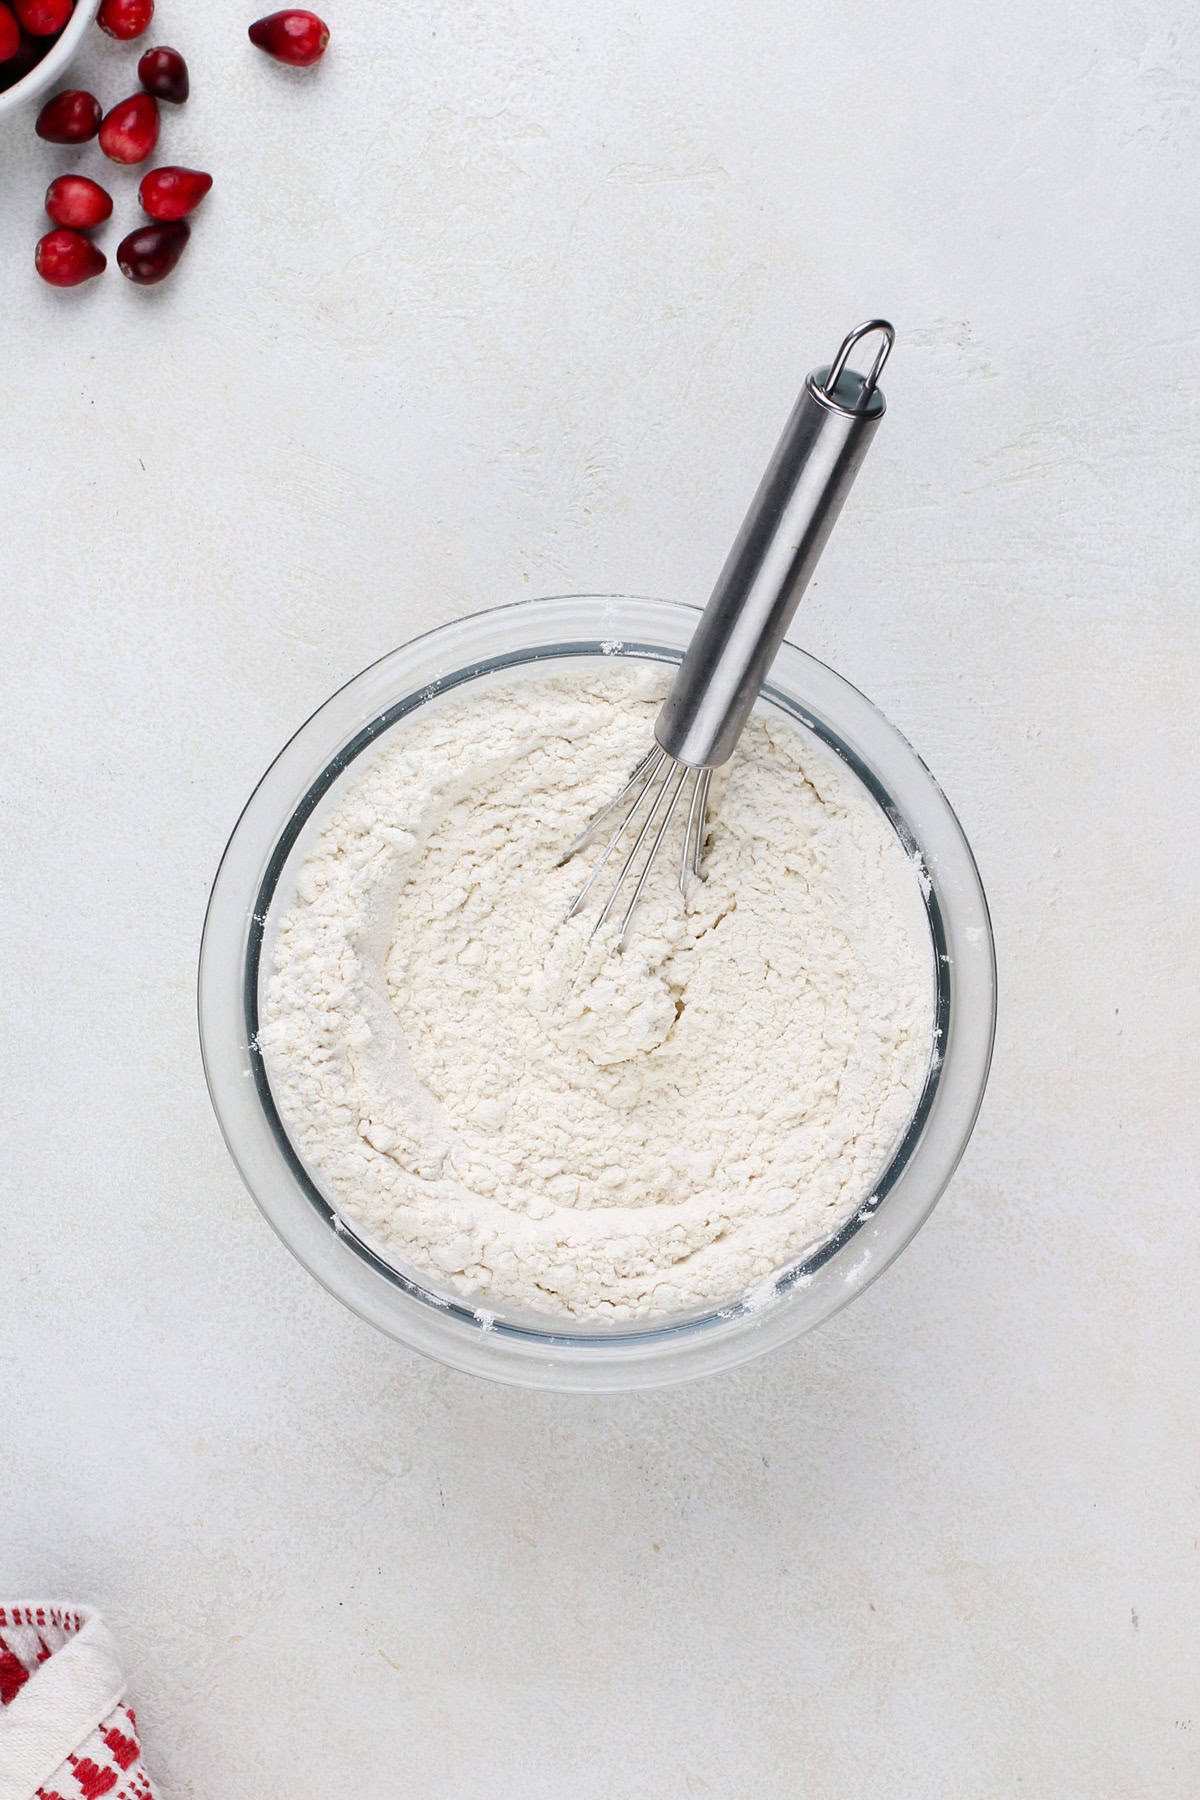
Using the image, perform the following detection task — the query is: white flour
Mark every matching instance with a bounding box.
[259,666,935,1323]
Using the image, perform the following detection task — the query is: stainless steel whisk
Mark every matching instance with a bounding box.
[560,318,895,943]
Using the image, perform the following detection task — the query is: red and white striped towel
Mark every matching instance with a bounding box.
[0,1605,157,1800]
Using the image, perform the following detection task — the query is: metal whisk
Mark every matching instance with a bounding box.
[560,318,895,943]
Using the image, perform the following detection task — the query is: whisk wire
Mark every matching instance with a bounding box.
[600,760,690,940]
[680,766,711,896]
[561,750,710,943]
[560,747,667,922]
[556,746,663,867]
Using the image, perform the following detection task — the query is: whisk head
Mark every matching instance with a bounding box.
[557,746,712,944]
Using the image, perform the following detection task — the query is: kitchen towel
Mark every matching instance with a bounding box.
[0,1605,156,1800]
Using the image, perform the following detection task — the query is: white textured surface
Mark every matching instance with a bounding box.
[0,0,1196,1795]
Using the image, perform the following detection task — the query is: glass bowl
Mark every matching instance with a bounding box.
[198,595,995,1391]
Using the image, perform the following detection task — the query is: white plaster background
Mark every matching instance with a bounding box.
[1,0,1197,1794]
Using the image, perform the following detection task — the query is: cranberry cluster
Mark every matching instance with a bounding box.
[30,10,328,287]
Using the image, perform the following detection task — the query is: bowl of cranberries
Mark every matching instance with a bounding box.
[0,0,99,117]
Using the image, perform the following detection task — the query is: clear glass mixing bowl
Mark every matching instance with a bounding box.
[198,595,995,1391]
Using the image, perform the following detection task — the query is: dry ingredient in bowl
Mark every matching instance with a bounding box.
[259,665,936,1324]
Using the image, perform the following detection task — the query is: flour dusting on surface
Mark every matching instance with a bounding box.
[259,666,935,1323]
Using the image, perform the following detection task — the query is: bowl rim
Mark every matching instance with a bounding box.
[0,0,101,120]
[198,594,997,1391]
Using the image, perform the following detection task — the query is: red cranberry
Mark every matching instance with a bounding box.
[35,89,101,142]
[117,220,188,284]
[35,228,106,287]
[0,4,20,60]
[248,9,328,66]
[45,174,113,230]
[138,165,211,221]
[15,0,71,34]
[98,91,159,163]
[97,0,152,37]
[137,43,187,103]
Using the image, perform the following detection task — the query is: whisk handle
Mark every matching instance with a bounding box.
[655,320,893,768]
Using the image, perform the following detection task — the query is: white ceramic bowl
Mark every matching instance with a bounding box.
[0,0,100,121]
[199,595,996,1391]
